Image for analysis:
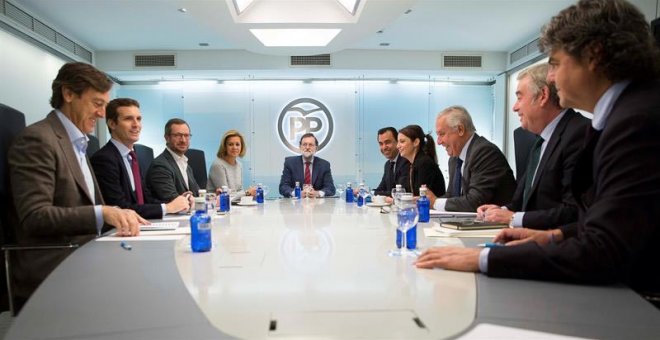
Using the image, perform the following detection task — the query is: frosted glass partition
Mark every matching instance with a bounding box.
[117,79,495,197]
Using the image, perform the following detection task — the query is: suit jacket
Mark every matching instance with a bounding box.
[8,111,106,299]
[409,153,445,197]
[91,141,163,219]
[279,155,335,197]
[444,134,516,211]
[146,149,200,202]
[506,109,589,229]
[374,155,410,196]
[488,79,660,295]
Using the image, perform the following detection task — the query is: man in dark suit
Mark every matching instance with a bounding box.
[427,106,516,212]
[416,0,660,297]
[91,98,190,219]
[146,118,200,202]
[373,127,409,196]
[279,133,335,198]
[477,64,589,229]
[8,62,146,308]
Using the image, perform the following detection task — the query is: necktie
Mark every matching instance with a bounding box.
[523,136,544,207]
[304,161,311,185]
[453,158,463,197]
[390,160,396,186]
[129,150,145,204]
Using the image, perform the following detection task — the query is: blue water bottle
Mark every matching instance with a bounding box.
[294,181,301,199]
[219,185,230,213]
[191,197,212,252]
[417,186,430,223]
[357,183,365,207]
[345,182,354,203]
[256,183,264,204]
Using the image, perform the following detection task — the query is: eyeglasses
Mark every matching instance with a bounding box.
[300,143,317,148]
[170,133,192,139]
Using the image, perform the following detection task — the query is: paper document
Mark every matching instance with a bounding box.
[97,235,185,241]
[424,221,502,238]
[457,323,591,339]
[430,209,477,218]
[140,221,179,231]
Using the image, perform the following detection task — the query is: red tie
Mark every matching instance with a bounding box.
[129,151,144,204]
[304,161,311,185]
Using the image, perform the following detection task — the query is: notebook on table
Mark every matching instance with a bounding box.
[441,219,509,230]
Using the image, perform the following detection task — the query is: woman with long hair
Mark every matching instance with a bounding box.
[397,125,445,197]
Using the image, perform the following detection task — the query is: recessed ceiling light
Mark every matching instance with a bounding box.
[404,9,412,14]
[250,29,341,47]
[336,0,360,15]
[377,30,384,34]
[178,8,187,13]
[199,43,209,47]
[380,43,390,47]
[232,0,255,14]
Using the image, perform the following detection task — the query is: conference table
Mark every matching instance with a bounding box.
[6,198,660,339]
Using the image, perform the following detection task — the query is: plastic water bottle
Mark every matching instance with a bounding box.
[219,185,230,213]
[294,181,301,199]
[345,182,354,203]
[357,183,366,207]
[417,186,430,223]
[256,183,264,204]
[190,197,212,252]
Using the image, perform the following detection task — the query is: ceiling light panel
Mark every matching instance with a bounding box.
[250,29,341,47]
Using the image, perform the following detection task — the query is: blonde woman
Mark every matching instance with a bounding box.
[207,130,256,196]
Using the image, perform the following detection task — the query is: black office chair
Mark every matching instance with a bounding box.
[86,134,100,157]
[134,143,154,179]
[513,127,538,181]
[0,104,78,316]
[185,148,207,189]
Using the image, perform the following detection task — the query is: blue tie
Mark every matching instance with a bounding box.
[453,158,463,197]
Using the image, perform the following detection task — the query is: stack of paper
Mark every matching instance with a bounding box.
[423,221,503,238]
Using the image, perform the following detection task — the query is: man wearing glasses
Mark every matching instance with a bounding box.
[279,133,336,198]
[146,118,200,202]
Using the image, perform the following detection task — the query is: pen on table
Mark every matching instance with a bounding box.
[120,241,132,251]
[477,242,504,248]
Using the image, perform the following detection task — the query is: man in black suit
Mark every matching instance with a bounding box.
[373,127,410,196]
[91,98,190,219]
[279,133,335,198]
[427,106,516,212]
[146,118,200,202]
[416,0,660,297]
[476,64,589,229]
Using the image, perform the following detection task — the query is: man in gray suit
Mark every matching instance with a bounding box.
[8,62,147,308]
[427,106,516,212]
[146,118,200,202]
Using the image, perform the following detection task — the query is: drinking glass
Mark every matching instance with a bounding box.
[303,184,313,198]
[336,184,345,200]
[388,193,419,257]
[261,184,270,199]
[359,185,370,207]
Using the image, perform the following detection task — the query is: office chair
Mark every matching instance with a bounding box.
[86,134,100,157]
[513,127,538,181]
[185,148,207,189]
[134,143,154,179]
[0,104,78,316]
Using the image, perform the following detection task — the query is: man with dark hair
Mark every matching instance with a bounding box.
[279,133,335,198]
[8,62,147,307]
[476,63,589,230]
[417,0,660,297]
[91,98,190,219]
[373,127,409,196]
[146,118,200,202]
[428,105,516,212]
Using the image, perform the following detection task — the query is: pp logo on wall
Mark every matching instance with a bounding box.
[277,98,334,153]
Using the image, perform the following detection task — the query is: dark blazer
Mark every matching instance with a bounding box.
[444,134,516,211]
[374,155,410,196]
[8,111,106,299]
[91,141,163,219]
[146,149,200,202]
[279,155,335,197]
[488,79,660,295]
[506,109,589,229]
[409,153,445,197]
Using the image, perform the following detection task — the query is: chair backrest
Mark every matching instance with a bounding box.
[86,134,100,157]
[513,127,538,181]
[133,143,154,179]
[0,103,26,244]
[185,148,207,189]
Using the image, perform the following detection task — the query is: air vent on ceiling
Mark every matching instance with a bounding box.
[509,38,540,65]
[290,54,331,67]
[1,0,93,62]
[134,54,176,67]
[443,55,482,68]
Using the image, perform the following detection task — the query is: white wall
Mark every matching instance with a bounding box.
[0,29,66,125]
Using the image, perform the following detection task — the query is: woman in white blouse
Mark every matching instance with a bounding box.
[207,130,256,196]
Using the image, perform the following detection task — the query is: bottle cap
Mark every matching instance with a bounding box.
[198,189,207,196]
